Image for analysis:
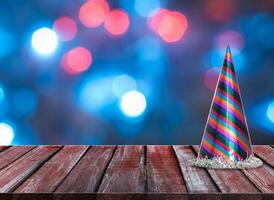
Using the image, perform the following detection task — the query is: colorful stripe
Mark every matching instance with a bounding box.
[199,46,253,161]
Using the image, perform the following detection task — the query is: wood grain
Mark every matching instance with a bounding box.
[14,145,88,193]
[173,145,218,193]
[98,146,146,193]
[146,145,187,193]
[192,146,260,194]
[56,146,115,193]
[253,145,274,168]
[0,146,60,192]
[0,145,271,199]
[0,146,35,170]
[242,164,274,193]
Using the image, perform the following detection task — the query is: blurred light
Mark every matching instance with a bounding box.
[53,16,77,41]
[0,85,8,117]
[136,36,163,61]
[104,9,130,36]
[112,74,137,97]
[135,36,166,75]
[78,75,115,113]
[135,0,160,17]
[216,31,244,54]
[120,90,147,117]
[204,0,237,22]
[119,0,135,14]
[0,86,5,104]
[0,29,15,58]
[258,23,274,49]
[148,9,188,43]
[205,49,246,71]
[267,101,274,123]
[0,122,15,145]
[31,27,58,55]
[243,13,273,44]
[61,47,92,74]
[13,88,38,116]
[251,100,274,134]
[79,0,110,28]
[203,67,219,91]
[35,72,58,95]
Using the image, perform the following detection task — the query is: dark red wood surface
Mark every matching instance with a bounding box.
[0,145,272,200]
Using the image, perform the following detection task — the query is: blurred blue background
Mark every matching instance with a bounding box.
[0,0,274,145]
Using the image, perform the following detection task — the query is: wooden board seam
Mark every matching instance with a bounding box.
[0,146,36,171]
[0,146,11,153]
[95,146,117,192]
[9,146,63,192]
[189,145,222,192]
[52,146,91,192]
[171,145,189,193]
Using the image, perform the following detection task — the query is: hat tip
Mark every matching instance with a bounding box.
[226,45,231,54]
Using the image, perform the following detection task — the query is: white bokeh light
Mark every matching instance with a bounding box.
[120,90,147,117]
[31,27,58,55]
[0,122,15,145]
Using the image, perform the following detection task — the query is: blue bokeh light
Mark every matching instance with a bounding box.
[267,101,274,123]
[78,75,116,113]
[0,85,8,117]
[112,74,137,97]
[135,0,160,17]
[243,13,274,45]
[13,88,38,116]
[204,49,246,72]
[119,0,135,15]
[258,23,274,49]
[135,36,166,75]
[251,100,274,134]
[0,29,15,58]
[0,85,5,104]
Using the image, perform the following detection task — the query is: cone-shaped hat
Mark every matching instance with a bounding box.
[191,46,263,169]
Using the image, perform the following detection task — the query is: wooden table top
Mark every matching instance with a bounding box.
[0,145,273,200]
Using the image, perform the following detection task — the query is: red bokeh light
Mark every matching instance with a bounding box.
[148,9,169,32]
[53,17,77,41]
[204,0,237,22]
[148,9,188,43]
[204,68,219,91]
[61,47,92,74]
[104,9,130,36]
[79,0,110,28]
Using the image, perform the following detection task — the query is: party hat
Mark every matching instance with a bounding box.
[191,46,263,169]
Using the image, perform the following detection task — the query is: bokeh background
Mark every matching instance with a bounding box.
[0,0,274,145]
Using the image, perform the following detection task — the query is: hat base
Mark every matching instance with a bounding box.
[190,155,263,169]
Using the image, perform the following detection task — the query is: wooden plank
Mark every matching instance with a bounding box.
[98,146,146,193]
[0,146,10,152]
[253,145,274,167]
[0,146,35,170]
[55,146,115,193]
[146,145,187,193]
[173,145,219,193]
[0,146,61,192]
[192,146,260,194]
[241,164,274,193]
[14,145,88,193]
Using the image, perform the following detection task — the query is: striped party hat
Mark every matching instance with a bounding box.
[191,46,263,169]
